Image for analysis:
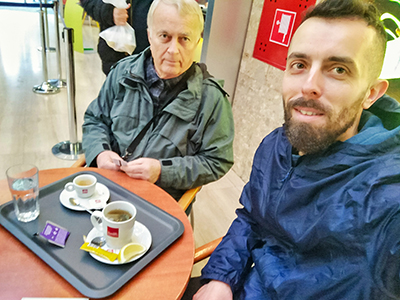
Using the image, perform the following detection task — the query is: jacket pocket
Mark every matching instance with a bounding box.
[156,117,193,157]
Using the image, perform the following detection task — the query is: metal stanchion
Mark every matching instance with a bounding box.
[33,0,60,94]
[52,27,83,159]
[45,0,55,52]
[48,0,66,88]
[38,0,56,53]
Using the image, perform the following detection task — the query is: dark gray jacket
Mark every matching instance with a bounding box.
[82,49,234,200]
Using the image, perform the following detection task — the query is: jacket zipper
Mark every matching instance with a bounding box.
[281,167,294,183]
[272,166,294,232]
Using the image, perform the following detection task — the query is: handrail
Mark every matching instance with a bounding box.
[0,2,53,8]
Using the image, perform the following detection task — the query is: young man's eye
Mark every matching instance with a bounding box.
[334,67,346,74]
[292,62,305,70]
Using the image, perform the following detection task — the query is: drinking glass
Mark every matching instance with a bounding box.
[6,164,40,222]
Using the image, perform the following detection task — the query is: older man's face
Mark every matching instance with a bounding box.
[148,2,201,79]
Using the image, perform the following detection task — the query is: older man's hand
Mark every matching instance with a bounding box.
[96,150,122,171]
[113,4,130,26]
[193,280,233,300]
[121,158,161,183]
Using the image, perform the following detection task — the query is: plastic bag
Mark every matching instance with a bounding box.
[99,0,136,54]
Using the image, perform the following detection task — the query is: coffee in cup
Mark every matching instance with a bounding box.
[65,174,97,198]
[91,201,137,249]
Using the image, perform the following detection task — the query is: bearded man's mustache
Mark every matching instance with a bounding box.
[286,97,331,117]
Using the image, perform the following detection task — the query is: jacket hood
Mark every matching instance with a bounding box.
[367,94,400,130]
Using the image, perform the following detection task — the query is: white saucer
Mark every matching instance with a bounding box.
[59,183,110,211]
[86,222,152,265]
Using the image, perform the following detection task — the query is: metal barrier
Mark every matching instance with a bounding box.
[51,0,84,159]
[33,0,60,94]
[1,1,60,93]
[1,1,83,160]
[51,23,84,160]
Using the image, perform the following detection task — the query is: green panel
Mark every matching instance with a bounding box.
[64,0,84,53]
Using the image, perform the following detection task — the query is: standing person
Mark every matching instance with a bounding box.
[186,0,400,299]
[82,0,234,202]
[80,0,153,75]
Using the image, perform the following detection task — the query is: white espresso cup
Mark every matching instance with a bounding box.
[65,174,97,198]
[91,201,137,249]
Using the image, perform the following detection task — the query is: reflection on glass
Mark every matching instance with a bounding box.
[378,0,400,100]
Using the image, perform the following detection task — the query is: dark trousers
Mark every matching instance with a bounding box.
[181,277,203,300]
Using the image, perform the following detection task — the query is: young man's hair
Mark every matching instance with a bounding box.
[303,0,387,80]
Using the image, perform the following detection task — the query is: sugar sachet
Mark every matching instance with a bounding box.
[39,220,70,247]
[80,242,118,262]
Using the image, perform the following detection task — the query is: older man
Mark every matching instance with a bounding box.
[82,0,234,201]
[188,0,400,299]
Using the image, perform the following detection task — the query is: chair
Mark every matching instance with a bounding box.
[71,154,200,228]
[194,236,223,264]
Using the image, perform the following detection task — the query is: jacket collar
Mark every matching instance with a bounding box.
[119,48,204,122]
[366,94,400,130]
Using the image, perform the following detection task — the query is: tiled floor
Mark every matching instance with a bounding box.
[0,7,245,276]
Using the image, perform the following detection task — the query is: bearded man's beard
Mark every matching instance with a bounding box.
[283,97,360,155]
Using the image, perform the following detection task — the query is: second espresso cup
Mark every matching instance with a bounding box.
[65,174,97,198]
[91,201,137,249]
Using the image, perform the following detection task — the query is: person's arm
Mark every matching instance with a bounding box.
[82,67,120,167]
[363,171,400,296]
[120,157,161,183]
[96,150,123,171]
[80,0,115,27]
[156,83,234,190]
[113,4,130,26]
[193,280,233,300]
[198,134,274,295]
[199,182,262,293]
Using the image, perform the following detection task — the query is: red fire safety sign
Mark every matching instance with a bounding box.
[270,9,296,47]
[253,0,316,70]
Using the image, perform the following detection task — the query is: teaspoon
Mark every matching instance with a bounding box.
[90,236,106,247]
[83,235,106,248]
[69,197,93,214]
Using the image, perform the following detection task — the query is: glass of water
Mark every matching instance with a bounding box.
[6,164,40,222]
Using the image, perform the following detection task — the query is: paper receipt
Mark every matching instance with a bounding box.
[112,159,127,166]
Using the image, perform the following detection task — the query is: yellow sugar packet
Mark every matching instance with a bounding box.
[80,242,118,262]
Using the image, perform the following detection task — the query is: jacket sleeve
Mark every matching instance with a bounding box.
[157,84,234,190]
[200,179,264,292]
[80,0,115,28]
[361,165,400,296]
[82,69,120,167]
[200,136,273,292]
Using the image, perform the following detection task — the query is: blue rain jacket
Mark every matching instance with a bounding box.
[202,95,400,299]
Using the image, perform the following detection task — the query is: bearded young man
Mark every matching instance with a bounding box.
[185,0,400,299]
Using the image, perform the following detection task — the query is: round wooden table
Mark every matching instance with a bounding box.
[0,168,194,300]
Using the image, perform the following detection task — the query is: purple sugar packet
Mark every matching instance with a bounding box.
[39,221,70,247]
